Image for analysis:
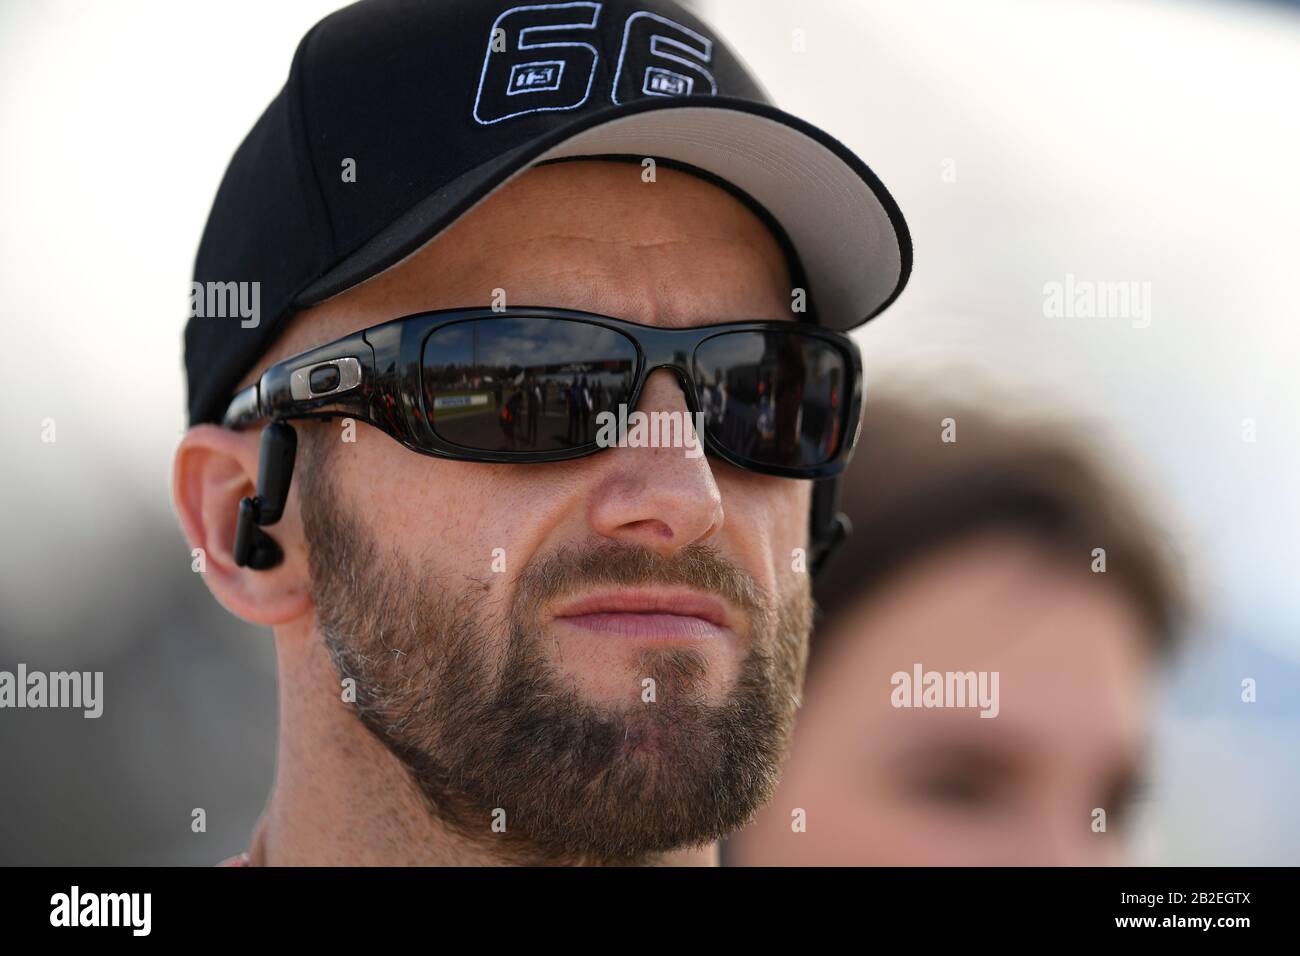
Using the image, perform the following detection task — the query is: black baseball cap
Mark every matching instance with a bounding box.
[185,0,911,426]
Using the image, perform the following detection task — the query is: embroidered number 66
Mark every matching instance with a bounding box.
[473,3,604,125]
[473,2,717,126]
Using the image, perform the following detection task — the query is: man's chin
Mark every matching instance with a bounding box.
[545,632,740,706]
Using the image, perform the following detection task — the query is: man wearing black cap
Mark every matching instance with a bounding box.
[174,0,909,866]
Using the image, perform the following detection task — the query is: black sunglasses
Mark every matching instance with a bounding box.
[223,307,863,568]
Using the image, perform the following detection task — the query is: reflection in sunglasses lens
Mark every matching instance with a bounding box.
[694,331,845,468]
[423,318,637,452]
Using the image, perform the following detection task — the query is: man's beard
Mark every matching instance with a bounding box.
[300,454,812,865]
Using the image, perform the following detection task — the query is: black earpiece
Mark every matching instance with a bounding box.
[809,477,850,578]
[232,421,298,571]
[809,511,851,578]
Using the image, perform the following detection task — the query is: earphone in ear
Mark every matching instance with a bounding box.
[232,421,297,570]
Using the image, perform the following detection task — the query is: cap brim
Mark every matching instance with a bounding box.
[295,96,911,331]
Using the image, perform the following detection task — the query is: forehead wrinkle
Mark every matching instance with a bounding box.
[462,231,787,283]
[461,238,789,327]
[483,265,788,328]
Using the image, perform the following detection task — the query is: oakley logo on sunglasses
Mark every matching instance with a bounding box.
[289,357,363,401]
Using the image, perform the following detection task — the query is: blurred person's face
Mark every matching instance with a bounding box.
[175,161,813,864]
[727,533,1154,866]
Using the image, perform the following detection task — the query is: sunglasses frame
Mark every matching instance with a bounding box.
[224,306,864,480]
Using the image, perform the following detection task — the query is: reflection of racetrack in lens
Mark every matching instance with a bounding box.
[435,403,584,451]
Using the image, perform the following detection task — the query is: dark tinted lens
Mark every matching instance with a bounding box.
[694,330,848,468]
[422,317,637,452]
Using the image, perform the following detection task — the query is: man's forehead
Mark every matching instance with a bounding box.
[244,160,793,382]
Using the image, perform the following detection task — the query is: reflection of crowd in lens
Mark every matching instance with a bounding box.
[422,318,850,464]
[696,334,842,468]
[422,318,636,452]
[493,369,628,450]
[496,374,545,447]
[564,374,593,445]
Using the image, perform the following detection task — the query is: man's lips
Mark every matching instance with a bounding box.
[549,588,739,641]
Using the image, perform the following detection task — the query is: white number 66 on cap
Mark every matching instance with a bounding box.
[473,2,717,126]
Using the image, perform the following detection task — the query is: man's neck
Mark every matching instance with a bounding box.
[251,626,718,866]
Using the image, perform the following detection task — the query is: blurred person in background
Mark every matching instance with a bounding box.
[726,390,1187,866]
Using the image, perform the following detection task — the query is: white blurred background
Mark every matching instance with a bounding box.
[0,0,1296,864]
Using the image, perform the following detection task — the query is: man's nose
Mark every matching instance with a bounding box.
[585,369,723,557]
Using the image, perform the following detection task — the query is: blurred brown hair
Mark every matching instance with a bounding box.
[813,392,1188,664]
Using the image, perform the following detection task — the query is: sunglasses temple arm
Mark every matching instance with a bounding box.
[222,384,263,430]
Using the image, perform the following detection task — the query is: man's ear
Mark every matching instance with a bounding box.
[172,424,313,626]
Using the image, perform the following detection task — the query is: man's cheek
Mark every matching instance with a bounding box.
[430,486,558,598]
[362,456,504,552]
[784,481,813,545]
[731,479,810,576]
